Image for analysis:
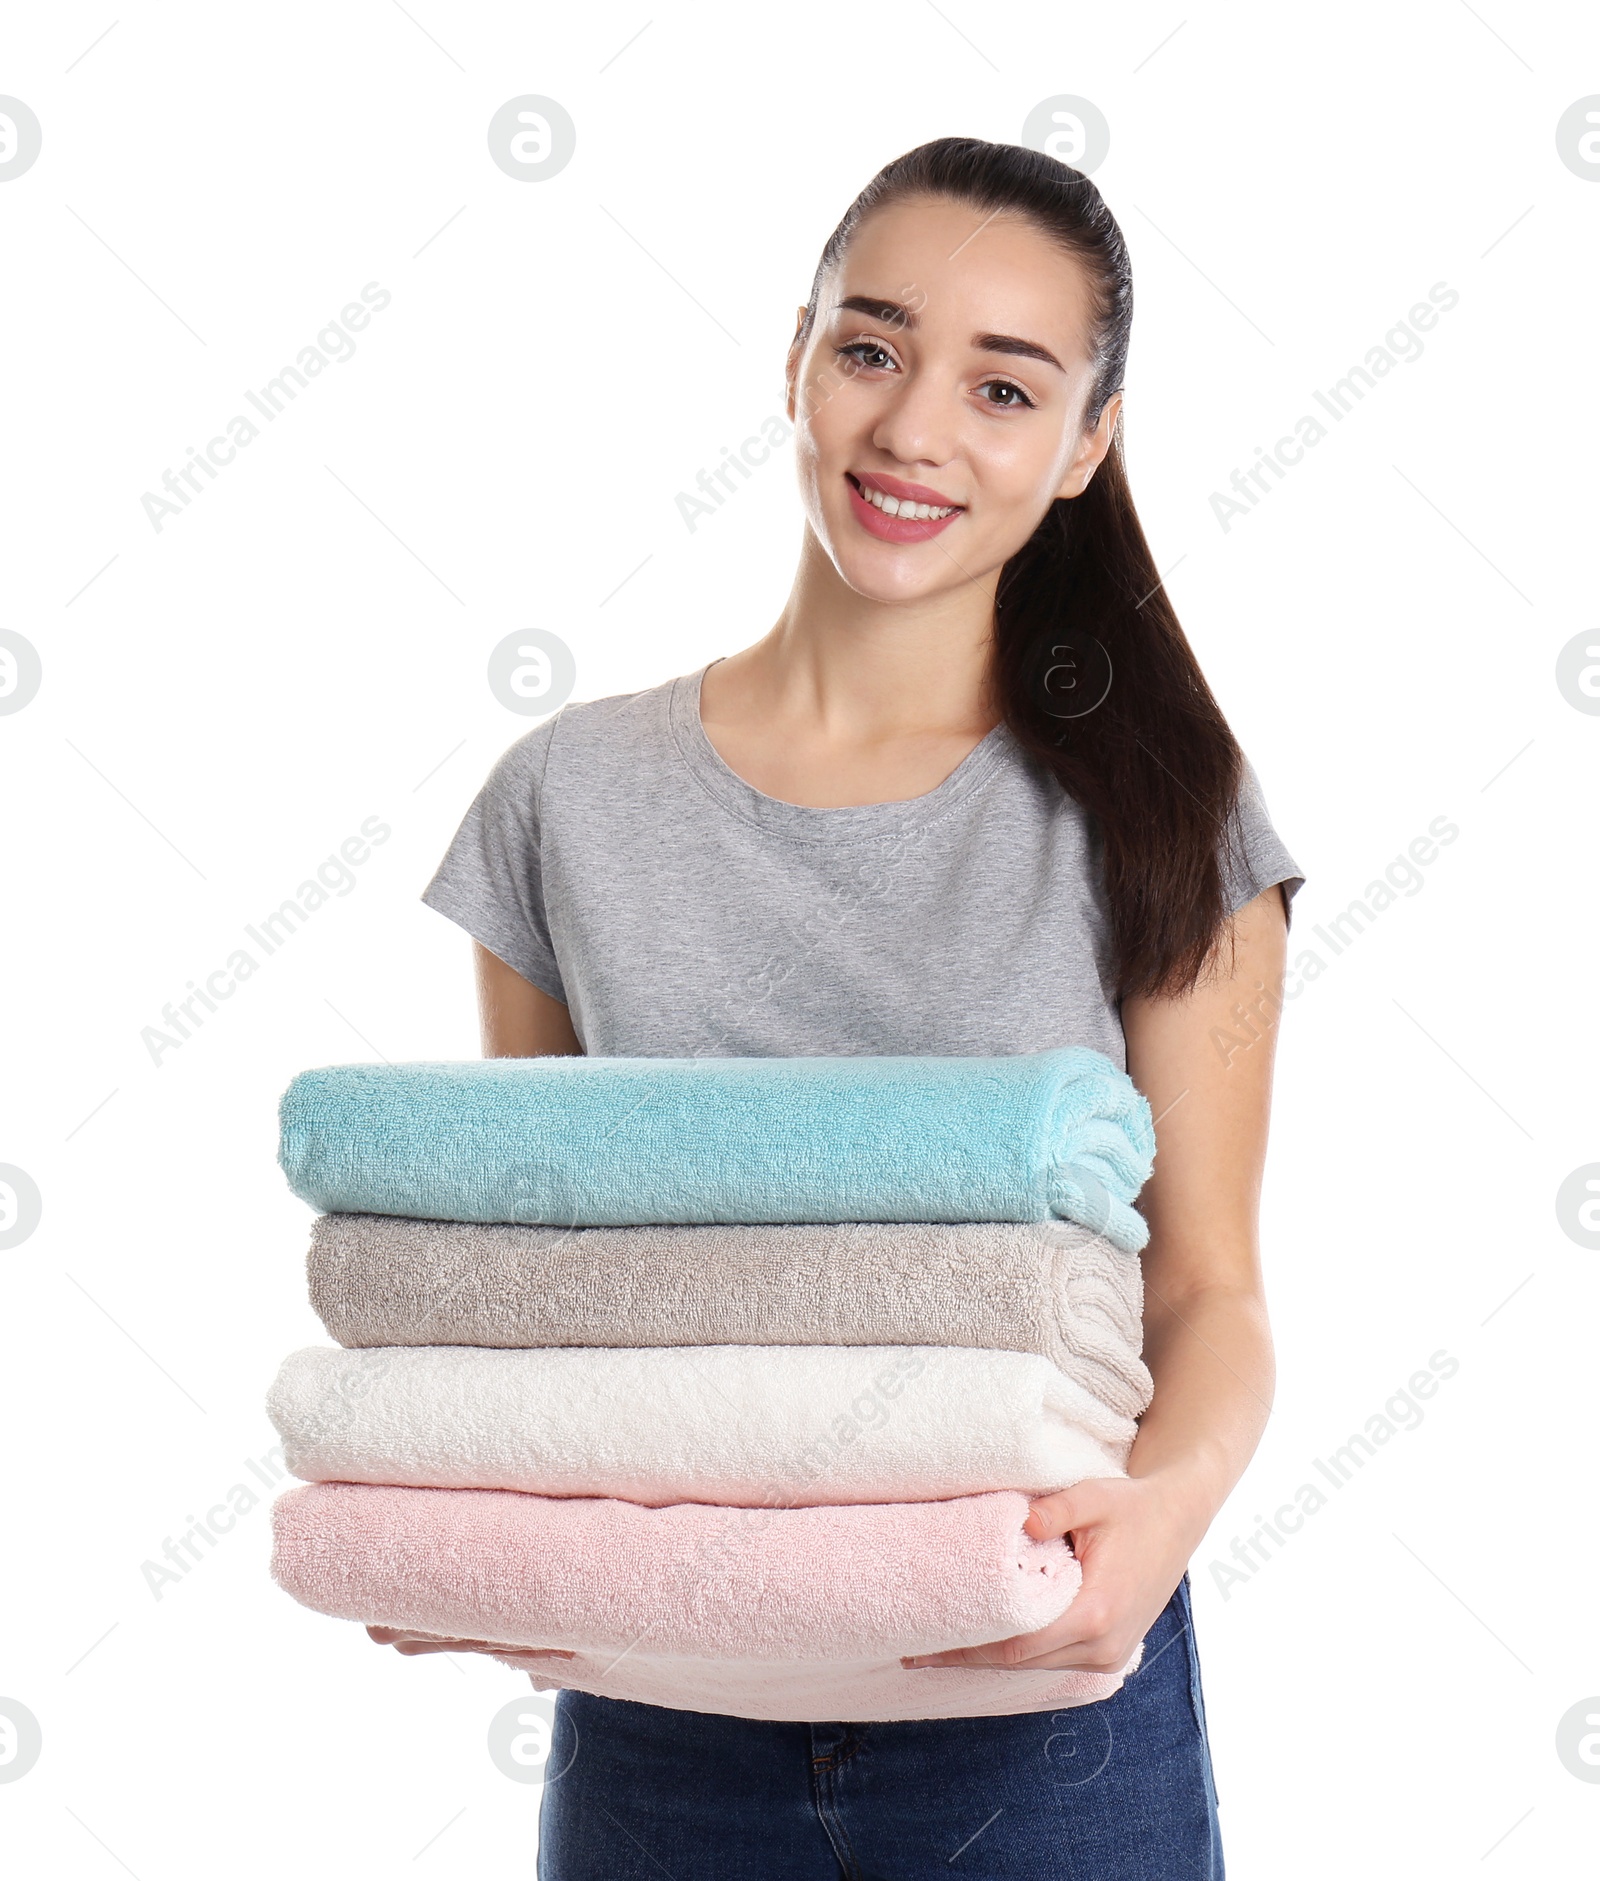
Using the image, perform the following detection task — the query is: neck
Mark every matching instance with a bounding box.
[708,526,1002,741]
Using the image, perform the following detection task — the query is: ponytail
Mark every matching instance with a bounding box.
[804,137,1247,998]
[996,435,1244,998]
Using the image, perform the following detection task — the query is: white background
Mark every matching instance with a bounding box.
[2,3,1596,1874]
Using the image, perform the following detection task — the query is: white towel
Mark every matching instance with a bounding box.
[268,1343,1136,1506]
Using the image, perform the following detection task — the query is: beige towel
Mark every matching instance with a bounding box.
[307,1215,1153,1420]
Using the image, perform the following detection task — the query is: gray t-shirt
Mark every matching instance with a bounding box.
[422,660,1304,1071]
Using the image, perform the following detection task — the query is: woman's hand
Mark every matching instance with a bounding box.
[901,1470,1206,1674]
[367,1625,575,1667]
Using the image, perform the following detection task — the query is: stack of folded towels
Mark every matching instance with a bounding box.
[268,1047,1158,1721]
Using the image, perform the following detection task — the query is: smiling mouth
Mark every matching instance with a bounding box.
[845,472,963,521]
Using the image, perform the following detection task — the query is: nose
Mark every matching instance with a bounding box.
[870,364,959,472]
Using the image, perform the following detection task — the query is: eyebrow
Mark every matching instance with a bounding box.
[833,294,1065,373]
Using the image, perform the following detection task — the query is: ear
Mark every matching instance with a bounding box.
[785,304,808,425]
[1056,390,1122,500]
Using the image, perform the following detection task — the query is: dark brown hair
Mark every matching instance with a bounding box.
[799,136,1247,999]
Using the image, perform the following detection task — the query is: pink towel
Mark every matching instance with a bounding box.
[271,1481,1139,1721]
[487,1645,1136,1723]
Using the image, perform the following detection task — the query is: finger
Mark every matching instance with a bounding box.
[392,1634,505,1656]
[1023,1492,1076,1541]
[1025,1479,1115,1541]
[400,1635,576,1661]
[903,1626,1135,1674]
[903,1634,1048,1671]
[904,1643,1129,1674]
[902,1604,1106,1671]
[903,1645,1007,1670]
[366,1623,572,1661]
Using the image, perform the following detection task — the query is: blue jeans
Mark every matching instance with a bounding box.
[535,1572,1223,1878]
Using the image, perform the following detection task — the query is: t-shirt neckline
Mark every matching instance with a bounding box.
[667,658,1012,844]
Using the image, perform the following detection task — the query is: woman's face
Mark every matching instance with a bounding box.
[787,195,1120,606]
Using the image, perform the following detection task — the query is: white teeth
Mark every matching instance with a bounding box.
[857,481,955,520]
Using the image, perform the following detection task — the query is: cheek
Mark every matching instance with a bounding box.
[791,422,828,523]
[798,374,869,465]
[973,421,1070,505]
[793,387,879,524]
[960,425,1069,552]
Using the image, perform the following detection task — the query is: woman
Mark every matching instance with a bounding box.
[383,137,1301,1877]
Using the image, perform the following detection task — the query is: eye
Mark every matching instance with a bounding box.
[979,378,1037,411]
[835,339,897,373]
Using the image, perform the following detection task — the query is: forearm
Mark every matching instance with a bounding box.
[1126,1272,1275,1552]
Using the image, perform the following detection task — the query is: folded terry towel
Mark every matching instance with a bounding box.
[494,1642,1138,1724]
[307,1215,1153,1419]
[271,1481,1140,1721]
[278,1049,1154,1249]
[267,1343,1137,1506]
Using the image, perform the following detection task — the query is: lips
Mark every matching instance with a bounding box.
[846,471,965,544]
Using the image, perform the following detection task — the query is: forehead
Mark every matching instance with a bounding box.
[825,195,1097,362]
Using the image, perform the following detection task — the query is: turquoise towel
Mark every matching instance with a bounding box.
[278,1048,1156,1252]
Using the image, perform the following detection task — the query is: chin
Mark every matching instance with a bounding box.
[831,550,952,606]
[811,500,978,606]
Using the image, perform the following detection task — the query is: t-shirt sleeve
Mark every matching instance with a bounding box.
[1221,757,1305,926]
[420,716,567,1002]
